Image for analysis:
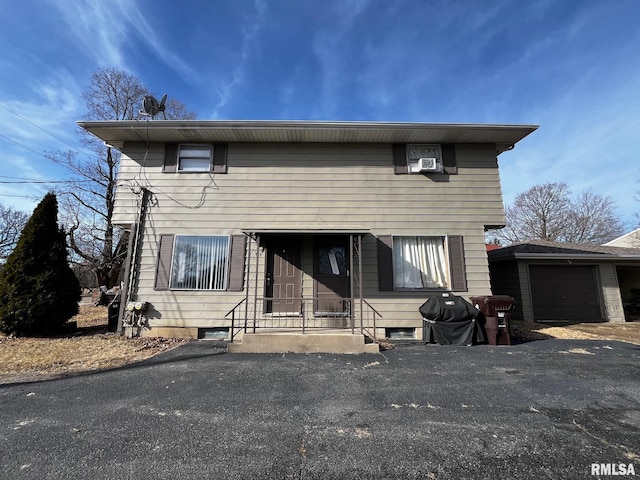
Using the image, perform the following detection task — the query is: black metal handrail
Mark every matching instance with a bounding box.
[252,297,354,333]
[360,299,382,341]
[225,296,383,341]
[225,298,247,342]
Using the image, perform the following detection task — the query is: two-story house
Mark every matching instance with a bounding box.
[79,120,537,352]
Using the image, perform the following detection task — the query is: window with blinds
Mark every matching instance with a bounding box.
[169,236,230,290]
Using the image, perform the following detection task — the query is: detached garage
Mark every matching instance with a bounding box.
[487,240,640,323]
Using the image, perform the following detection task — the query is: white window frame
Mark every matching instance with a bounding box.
[392,235,450,290]
[169,235,230,290]
[406,144,442,173]
[178,144,212,172]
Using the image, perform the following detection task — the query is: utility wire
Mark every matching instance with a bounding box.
[0,180,93,184]
[0,175,93,184]
[0,133,58,163]
[0,193,38,198]
[0,103,93,157]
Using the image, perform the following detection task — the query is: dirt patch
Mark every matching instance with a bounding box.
[512,320,640,345]
[0,306,189,384]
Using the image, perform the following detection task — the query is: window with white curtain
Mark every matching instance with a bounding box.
[170,236,230,290]
[178,144,212,172]
[392,236,449,289]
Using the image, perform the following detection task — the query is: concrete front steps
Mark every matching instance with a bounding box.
[227,329,380,354]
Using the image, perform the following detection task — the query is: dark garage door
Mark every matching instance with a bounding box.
[529,265,602,322]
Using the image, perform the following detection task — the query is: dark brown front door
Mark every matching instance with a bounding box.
[314,236,351,315]
[265,237,302,314]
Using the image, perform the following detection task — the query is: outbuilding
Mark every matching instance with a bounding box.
[487,240,640,323]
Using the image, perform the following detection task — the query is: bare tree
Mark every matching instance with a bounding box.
[489,182,624,245]
[163,98,197,121]
[48,67,196,287]
[0,204,28,261]
[565,189,625,243]
[493,182,572,244]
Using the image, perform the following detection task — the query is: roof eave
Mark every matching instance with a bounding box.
[490,252,640,262]
[76,120,538,154]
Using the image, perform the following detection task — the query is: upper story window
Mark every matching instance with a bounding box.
[178,144,212,172]
[406,144,443,173]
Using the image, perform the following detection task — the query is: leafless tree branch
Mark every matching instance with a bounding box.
[488,182,624,246]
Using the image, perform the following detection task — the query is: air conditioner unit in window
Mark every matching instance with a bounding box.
[417,157,441,172]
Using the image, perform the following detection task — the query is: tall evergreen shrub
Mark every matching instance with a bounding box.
[0,193,80,336]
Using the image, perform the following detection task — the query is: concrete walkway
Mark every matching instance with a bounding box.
[1,339,639,479]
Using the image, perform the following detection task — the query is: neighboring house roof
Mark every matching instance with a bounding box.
[604,228,640,248]
[488,239,640,262]
[77,120,538,154]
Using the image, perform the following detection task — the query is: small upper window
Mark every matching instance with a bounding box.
[178,144,211,172]
[406,144,442,173]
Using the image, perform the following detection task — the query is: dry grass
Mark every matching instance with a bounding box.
[2,306,639,384]
[0,305,188,384]
[512,319,640,345]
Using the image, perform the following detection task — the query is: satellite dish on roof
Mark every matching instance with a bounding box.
[141,94,167,119]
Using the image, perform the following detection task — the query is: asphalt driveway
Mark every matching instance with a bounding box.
[1,339,639,479]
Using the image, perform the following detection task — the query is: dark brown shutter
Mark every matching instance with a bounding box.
[441,144,457,174]
[212,143,228,174]
[448,235,467,291]
[227,234,246,291]
[163,143,178,173]
[154,235,175,290]
[392,144,408,175]
[377,235,394,291]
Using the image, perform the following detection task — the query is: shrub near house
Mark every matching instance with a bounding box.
[0,193,80,336]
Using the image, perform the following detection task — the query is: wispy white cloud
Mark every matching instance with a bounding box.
[0,67,88,213]
[500,69,640,226]
[209,0,267,119]
[49,0,195,80]
[50,0,128,68]
[0,70,81,148]
[494,3,640,226]
[311,0,370,119]
[0,149,55,212]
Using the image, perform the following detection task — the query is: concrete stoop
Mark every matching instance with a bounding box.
[227,330,380,354]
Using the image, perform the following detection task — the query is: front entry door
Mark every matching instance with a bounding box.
[314,236,351,315]
[265,237,302,315]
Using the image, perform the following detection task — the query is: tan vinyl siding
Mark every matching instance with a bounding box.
[114,142,505,331]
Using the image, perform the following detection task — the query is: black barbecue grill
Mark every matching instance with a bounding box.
[420,292,486,345]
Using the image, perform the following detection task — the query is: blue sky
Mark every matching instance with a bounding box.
[1,0,639,229]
